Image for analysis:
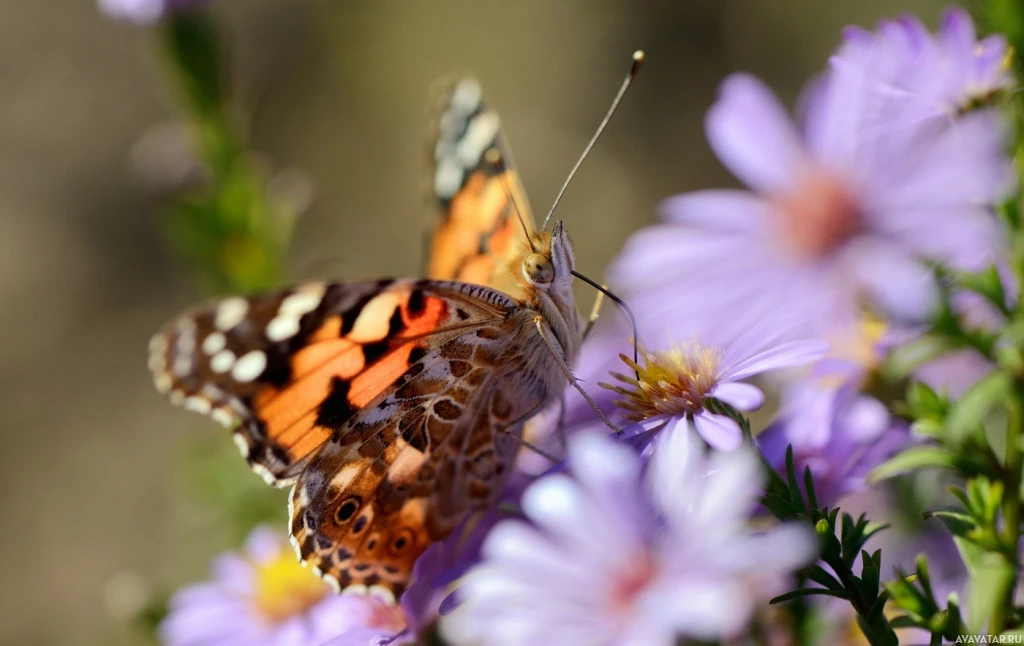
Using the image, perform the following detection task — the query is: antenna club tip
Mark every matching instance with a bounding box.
[629,50,645,76]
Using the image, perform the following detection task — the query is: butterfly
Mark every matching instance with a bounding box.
[147,77,588,599]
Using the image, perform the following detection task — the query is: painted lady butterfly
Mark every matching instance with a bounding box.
[148,58,641,598]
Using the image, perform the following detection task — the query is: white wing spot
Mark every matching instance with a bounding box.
[265,315,301,342]
[342,584,370,596]
[183,396,212,415]
[280,286,325,315]
[322,571,342,594]
[153,373,172,393]
[172,355,192,377]
[148,334,167,355]
[368,585,397,604]
[210,350,236,374]
[434,158,464,199]
[450,79,482,116]
[231,350,267,382]
[169,389,185,405]
[232,433,250,458]
[201,331,226,355]
[456,112,499,167]
[210,408,236,427]
[215,297,249,331]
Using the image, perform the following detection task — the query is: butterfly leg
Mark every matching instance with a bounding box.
[534,316,620,434]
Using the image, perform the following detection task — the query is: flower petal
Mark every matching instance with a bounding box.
[722,339,829,382]
[693,412,743,451]
[658,190,771,232]
[706,74,807,194]
[711,382,765,411]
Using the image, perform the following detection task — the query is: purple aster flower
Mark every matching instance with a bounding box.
[836,7,1014,123]
[158,526,406,646]
[602,318,827,451]
[98,0,209,24]
[440,430,816,645]
[610,32,1010,345]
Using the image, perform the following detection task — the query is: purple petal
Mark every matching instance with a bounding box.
[842,236,937,322]
[711,382,765,411]
[706,74,806,194]
[658,190,771,232]
[722,340,829,381]
[693,412,743,451]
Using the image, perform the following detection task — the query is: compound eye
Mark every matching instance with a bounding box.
[523,253,554,285]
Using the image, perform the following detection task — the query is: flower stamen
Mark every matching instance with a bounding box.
[602,344,723,421]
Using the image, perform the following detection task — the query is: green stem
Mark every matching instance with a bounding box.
[994,389,1023,632]
[824,553,897,646]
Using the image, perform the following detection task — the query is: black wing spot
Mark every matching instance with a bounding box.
[456,308,470,320]
[363,341,389,364]
[408,347,427,365]
[387,306,405,337]
[316,377,357,429]
[407,290,426,318]
[334,496,361,524]
[352,515,368,534]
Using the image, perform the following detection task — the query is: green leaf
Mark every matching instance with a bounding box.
[955,265,1008,314]
[804,565,842,591]
[966,551,1016,633]
[868,445,959,483]
[770,588,851,604]
[885,335,962,379]
[945,371,1012,443]
[928,510,977,538]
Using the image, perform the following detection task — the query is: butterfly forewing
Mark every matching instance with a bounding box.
[148,279,511,486]
[427,77,536,296]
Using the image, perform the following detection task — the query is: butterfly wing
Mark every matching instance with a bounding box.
[148,279,513,486]
[289,315,530,595]
[427,78,536,297]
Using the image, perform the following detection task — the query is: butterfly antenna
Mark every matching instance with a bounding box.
[571,270,640,377]
[541,50,644,230]
[487,148,537,252]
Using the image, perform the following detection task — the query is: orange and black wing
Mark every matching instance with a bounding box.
[148,279,511,487]
[427,78,536,296]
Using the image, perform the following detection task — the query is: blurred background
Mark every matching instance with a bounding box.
[0,0,948,643]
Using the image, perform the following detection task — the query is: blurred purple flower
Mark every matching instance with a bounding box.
[603,319,827,451]
[759,369,910,507]
[610,22,1010,345]
[836,7,1014,123]
[99,0,208,24]
[440,431,815,645]
[158,526,406,646]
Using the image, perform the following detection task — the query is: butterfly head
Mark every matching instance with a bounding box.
[521,220,575,294]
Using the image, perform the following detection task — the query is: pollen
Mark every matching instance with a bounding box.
[603,343,723,421]
[252,551,331,623]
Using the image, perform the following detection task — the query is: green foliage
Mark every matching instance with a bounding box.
[764,448,899,646]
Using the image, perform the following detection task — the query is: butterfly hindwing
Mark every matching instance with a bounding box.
[428,78,536,296]
[148,279,513,486]
[289,311,529,594]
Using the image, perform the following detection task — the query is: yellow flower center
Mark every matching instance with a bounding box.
[252,551,332,624]
[603,344,723,421]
